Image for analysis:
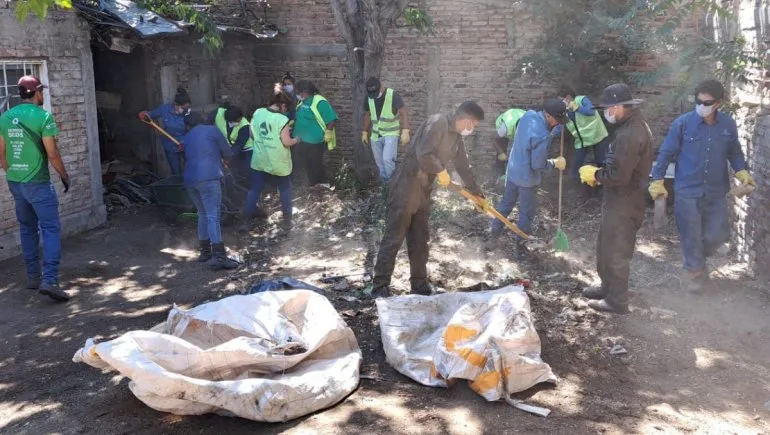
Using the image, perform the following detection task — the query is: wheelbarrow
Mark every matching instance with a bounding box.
[147,175,246,226]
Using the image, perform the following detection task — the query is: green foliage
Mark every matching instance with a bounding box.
[516,0,763,103]
[332,161,360,192]
[402,7,433,35]
[138,0,222,56]
[14,0,72,22]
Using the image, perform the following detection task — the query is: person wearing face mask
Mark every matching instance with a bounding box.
[578,83,653,314]
[138,87,191,175]
[281,72,297,121]
[361,77,410,184]
[241,87,300,231]
[556,86,610,183]
[292,80,337,188]
[371,101,488,298]
[213,103,253,184]
[485,99,567,252]
[649,79,755,293]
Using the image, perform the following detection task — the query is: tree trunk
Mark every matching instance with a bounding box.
[329,0,408,184]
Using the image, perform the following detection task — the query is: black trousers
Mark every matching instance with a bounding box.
[295,141,327,186]
[596,188,646,306]
[373,170,432,292]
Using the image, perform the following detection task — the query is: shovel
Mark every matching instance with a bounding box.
[446,182,529,240]
[142,119,183,151]
[553,129,569,252]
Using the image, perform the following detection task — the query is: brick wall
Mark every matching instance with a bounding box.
[0,11,106,260]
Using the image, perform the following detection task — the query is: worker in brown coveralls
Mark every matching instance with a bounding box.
[578,84,653,314]
[372,101,488,298]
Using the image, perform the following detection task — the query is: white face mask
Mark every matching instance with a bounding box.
[228,122,238,128]
[696,104,715,118]
[604,108,617,124]
[460,128,474,137]
[284,84,294,94]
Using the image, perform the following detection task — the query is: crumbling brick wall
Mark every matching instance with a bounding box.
[0,11,106,260]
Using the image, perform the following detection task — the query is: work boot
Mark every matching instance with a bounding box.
[484,230,502,252]
[685,270,710,294]
[39,282,70,303]
[281,216,293,232]
[371,286,391,298]
[582,285,606,300]
[587,299,630,315]
[207,243,239,270]
[26,276,41,290]
[411,283,434,296]
[197,240,212,263]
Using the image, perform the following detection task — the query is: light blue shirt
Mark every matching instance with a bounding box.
[506,110,556,188]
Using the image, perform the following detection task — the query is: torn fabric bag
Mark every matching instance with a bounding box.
[376,286,556,401]
[74,291,361,422]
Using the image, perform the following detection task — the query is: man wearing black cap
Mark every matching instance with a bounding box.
[578,83,654,314]
[361,77,410,184]
[372,101,488,298]
[0,76,71,302]
[486,99,567,250]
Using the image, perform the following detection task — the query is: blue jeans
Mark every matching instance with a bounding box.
[8,181,61,284]
[491,183,537,237]
[371,135,398,183]
[163,145,182,175]
[243,170,293,219]
[674,195,729,273]
[570,136,610,181]
[186,179,223,244]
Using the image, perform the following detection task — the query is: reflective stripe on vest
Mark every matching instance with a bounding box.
[215,107,254,151]
[368,88,400,140]
[306,95,336,151]
[495,108,526,140]
[250,108,292,176]
[565,96,608,149]
[231,118,254,151]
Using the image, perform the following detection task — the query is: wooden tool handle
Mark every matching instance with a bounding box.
[143,119,181,146]
[447,183,530,240]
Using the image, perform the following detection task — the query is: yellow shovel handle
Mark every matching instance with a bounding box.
[143,119,181,146]
[446,182,530,240]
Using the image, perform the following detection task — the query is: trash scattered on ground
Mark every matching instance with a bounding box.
[73,291,361,422]
[650,307,677,320]
[377,286,556,408]
[610,345,628,355]
[505,397,551,417]
[246,277,325,294]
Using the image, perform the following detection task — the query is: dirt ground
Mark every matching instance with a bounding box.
[1,170,769,435]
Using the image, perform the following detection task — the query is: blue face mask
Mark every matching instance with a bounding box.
[284,84,294,94]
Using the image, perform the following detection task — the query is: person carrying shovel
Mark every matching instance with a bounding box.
[372,101,488,298]
[485,99,567,252]
[138,87,191,175]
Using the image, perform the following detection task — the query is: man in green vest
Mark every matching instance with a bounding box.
[557,86,610,182]
[361,77,410,184]
[0,76,71,302]
[494,108,526,176]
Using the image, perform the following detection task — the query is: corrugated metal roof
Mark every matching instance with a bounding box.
[100,0,184,37]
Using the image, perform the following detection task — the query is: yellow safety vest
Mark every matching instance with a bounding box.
[215,107,254,151]
[300,95,337,151]
[368,88,400,140]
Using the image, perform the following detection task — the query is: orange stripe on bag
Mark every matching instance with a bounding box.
[456,348,487,368]
[444,325,478,351]
[470,370,502,394]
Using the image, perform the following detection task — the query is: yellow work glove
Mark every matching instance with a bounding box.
[477,197,493,213]
[361,131,370,145]
[567,101,579,111]
[324,129,334,143]
[400,129,410,146]
[735,169,756,187]
[497,152,508,161]
[548,157,567,171]
[579,165,600,187]
[648,179,668,199]
[436,170,452,187]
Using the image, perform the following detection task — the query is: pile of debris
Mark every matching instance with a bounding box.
[102,160,155,212]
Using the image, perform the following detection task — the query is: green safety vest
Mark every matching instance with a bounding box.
[215,107,254,151]
[302,95,336,151]
[495,108,526,141]
[565,96,608,149]
[250,108,292,177]
[368,88,400,140]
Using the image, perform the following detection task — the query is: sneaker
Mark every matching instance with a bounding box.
[26,276,41,290]
[587,299,629,315]
[582,285,606,300]
[39,283,70,302]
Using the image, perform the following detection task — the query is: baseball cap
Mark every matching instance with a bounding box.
[18,75,48,93]
[596,83,644,108]
[543,98,568,123]
[365,77,381,94]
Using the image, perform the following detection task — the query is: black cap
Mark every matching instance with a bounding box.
[544,99,568,123]
[597,83,644,108]
[366,77,381,94]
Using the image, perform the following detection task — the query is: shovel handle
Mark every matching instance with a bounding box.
[142,119,181,146]
[446,183,530,240]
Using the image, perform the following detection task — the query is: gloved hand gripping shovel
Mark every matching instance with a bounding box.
[553,128,569,252]
[446,182,530,240]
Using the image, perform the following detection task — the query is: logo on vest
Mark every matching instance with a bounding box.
[12,118,19,125]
